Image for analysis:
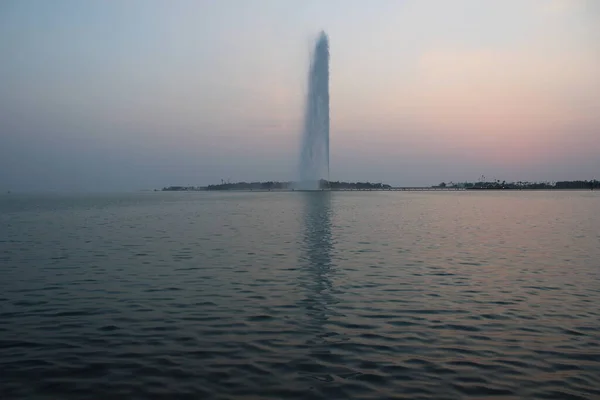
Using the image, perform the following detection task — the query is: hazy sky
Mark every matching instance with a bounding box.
[1,0,598,191]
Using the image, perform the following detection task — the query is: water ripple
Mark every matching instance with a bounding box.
[1,191,599,399]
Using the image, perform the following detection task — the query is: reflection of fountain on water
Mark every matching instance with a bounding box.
[298,191,336,332]
[295,191,354,385]
[298,31,330,191]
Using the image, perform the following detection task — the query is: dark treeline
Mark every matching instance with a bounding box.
[207,181,293,190]
[160,186,205,191]
[436,179,599,190]
[328,181,392,190]
[555,180,600,189]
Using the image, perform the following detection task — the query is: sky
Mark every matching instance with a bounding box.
[1,0,598,191]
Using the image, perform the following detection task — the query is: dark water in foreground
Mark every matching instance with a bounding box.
[1,191,599,399]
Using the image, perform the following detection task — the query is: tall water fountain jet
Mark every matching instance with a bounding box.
[299,31,330,190]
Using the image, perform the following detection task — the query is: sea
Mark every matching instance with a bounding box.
[1,190,599,399]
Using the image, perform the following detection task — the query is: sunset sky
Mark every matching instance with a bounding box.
[1,0,598,191]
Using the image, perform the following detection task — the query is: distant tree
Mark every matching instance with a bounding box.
[439,182,446,188]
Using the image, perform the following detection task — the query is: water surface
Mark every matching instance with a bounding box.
[1,191,599,399]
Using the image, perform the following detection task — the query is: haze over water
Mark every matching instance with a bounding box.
[2,191,600,399]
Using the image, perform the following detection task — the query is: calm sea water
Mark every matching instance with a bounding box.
[1,191,599,399]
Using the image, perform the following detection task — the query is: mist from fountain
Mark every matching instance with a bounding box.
[298,31,330,190]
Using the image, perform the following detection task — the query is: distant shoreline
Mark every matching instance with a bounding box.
[159,179,598,192]
[156,187,595,192]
